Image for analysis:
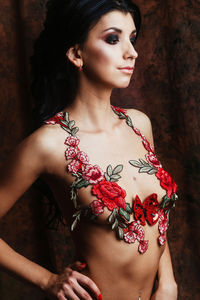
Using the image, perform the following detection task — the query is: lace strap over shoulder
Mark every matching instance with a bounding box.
[44,112,64,125]
[111,105,155,154]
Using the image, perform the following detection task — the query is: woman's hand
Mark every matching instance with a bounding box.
[45,261,102,300]
[151,282,178,300]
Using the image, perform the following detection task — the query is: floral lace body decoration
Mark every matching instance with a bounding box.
[44,106,178,254]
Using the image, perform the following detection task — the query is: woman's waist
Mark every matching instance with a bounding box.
[79,262,156,300]
[72,220,164,259]
[72,225,162,275]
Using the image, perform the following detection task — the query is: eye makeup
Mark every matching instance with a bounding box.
[105,34,119,44]
[104,32,137,45]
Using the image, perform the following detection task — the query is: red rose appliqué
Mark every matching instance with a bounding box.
[156,168,177,198]
[92,180,126,211]
[82,164,104,184]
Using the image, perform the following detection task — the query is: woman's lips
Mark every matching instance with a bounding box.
[118,67,134,74]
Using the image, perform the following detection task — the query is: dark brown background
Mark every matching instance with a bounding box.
[0,0,199,299]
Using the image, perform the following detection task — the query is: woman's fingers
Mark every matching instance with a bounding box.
[74,270,101,299]
[57,290,67,300]
[63,280,93,300]
[46,262,101,300]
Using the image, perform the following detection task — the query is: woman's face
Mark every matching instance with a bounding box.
[80,10,138,89]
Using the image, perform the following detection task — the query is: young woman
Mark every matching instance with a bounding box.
[0,0,178,299]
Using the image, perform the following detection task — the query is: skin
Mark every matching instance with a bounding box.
[0,10,177,300]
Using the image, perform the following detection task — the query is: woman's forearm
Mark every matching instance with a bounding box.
[158,239,177,290]
[0,238,53,291]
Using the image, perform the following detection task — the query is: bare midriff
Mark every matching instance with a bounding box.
[71,220,165,300]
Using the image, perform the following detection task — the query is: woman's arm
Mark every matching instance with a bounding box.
[0,128,101,300]
[151,240,177,300]
[0,129,53,289]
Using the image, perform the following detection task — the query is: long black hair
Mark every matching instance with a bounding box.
[30,0,141,127]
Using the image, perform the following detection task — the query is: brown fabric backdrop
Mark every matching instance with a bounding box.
[0,0,199,299]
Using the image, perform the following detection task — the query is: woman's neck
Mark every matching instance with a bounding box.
[65,80,117,133]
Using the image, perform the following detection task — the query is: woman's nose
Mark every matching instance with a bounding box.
[123,42,138,60]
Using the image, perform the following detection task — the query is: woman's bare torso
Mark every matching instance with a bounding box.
[42,108,166,299]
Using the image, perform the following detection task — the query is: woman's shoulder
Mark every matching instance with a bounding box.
[18,123,64,164]
[125,108,154,145]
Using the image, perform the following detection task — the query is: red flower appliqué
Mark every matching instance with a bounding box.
[124,231,136,243]
[158,210,169,235]
[68,160,81,174]
[76,151,89,164]
[92,180,126,211]
[156,168,177,198]
[44,112,63,125]
[112,106,127,115]
[158,234,166,246]
[133,194,159,226]
[129,221,145,241]
[139,240,149,254]
[65,147,78,160]
[145,152,162,168]
[65,136,80,147]
[82,164,104,184]
[90,200,104,216]
[123,221,149,253]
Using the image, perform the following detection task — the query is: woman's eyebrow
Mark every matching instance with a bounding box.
[102,27,137,35]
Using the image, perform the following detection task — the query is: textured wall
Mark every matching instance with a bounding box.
[0,0,199,299]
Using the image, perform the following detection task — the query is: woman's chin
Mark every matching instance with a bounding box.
[115,80,132,89]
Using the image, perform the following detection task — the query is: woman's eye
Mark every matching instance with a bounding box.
[105,34,119,44]
[130,36,136,45]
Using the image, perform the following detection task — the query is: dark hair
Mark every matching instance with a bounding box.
[30,0,141,126]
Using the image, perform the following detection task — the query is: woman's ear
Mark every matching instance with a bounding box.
[66,45,83,68]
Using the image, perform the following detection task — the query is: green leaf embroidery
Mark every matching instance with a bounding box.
[68,120,75,129]
[126,116,133,127]
[71,177,83,188]
[61,126,71,134]
[60,120,69,127]
[110,174,121,180]
[112,164,123,174]
[129,159,157,175]
[108,208,117,223]
[125,203,132,214]
[119,208,130,221]
[119,114,126,119]
[112,218,119,230]
[70,188,78,208]
[118,221,128,228]
[104,173,111,182]
[110,178,118,182]
[148,169,158,175]
[139,166,154,173]
[139,158,150,166]
[107,165,113,176]
[71,216,79,231]
[117,227,124,239]
[171,193,178,202]
[71,127,79,136]
[75,179,90,189]
[72,210,81,218]
[64,112,69,122]
[129,160,142,167]
[161,194,170,209]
